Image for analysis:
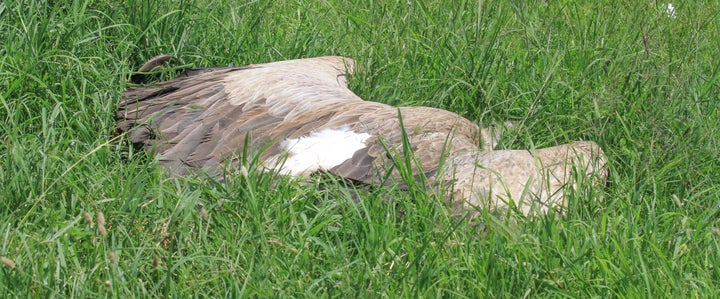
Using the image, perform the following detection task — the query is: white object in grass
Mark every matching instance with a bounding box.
[666,3,677,19]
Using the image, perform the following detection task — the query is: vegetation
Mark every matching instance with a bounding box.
[1,0,718,297]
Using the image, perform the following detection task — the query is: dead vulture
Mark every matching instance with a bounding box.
[118,56,607,217]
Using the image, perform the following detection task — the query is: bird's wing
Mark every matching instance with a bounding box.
[119,56,481,183]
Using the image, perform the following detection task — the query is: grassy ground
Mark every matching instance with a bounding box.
[1,0,719,297]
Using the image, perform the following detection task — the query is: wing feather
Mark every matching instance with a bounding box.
[119,56,481,185]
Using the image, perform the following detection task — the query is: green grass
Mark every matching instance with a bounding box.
[1,0,719,297]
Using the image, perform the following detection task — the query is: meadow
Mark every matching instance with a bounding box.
[1,0,719,297]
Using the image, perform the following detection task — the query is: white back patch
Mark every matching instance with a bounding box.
[279,126,370,176]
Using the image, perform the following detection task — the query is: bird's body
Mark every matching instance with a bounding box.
[119,56,607,216]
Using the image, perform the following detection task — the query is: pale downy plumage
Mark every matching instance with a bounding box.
[118,56,607,217]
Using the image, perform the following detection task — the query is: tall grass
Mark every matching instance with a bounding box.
[1,0,719,297]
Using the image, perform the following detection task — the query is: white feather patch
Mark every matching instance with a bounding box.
[279,126,370,176]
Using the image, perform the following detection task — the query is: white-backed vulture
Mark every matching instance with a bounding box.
[118,56,607,217]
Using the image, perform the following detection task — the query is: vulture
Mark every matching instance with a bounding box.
[118,55,607,217]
